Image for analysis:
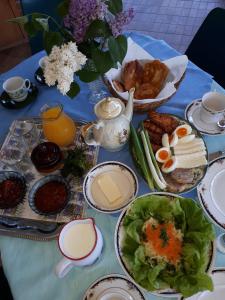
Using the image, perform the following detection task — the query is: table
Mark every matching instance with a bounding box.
[0,32,224,300]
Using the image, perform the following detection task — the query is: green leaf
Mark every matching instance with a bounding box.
[8,15,28,25]
[108,35,127,64]
[106,0,123,15]
[66,82,80,99]
[57,0,69,17]
[43,31,64,54]
[92,48,114,74]
[24,21,39,37]
[76,69,99,82]
[85,20,112,40]
[34,18,49,31]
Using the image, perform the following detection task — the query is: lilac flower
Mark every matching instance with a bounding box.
[64,0,107,43]
[108,8,134,37]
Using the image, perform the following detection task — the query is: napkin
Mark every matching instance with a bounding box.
[105,37,188,104]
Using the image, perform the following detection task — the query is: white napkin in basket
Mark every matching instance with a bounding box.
[105,37,188,104]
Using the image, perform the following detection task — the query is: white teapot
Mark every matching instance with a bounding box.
[84,88,134,151]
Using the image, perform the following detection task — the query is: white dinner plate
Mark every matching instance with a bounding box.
[184,268,225,300]
[185,99,225,136]
[197,157,225,230]
[83,161,138,214]
[83,274,145,300]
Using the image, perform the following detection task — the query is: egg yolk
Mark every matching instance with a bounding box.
[159,150,169,160]
[176,127,188,138]
[164,158,173,168]
[146,222,182,265]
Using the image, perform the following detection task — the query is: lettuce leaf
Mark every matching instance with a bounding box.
[121,194,215,298]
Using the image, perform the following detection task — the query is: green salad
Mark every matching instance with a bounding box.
[121,194,215,298]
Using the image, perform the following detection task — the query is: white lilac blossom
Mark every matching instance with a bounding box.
[44,42,87,95]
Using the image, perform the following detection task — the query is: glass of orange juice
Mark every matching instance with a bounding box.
[41,103,76,147]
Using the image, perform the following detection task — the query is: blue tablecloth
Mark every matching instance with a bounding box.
[0,32,224,300]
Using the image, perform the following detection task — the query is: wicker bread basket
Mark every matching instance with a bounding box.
[103,73,185,113]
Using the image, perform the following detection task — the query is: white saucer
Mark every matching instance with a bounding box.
[197,156,225,230]
[83,274,145,300]
[185,268,225,300]
[83,161,138,214]
[185,99,225,136]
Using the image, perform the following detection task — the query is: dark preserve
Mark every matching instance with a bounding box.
[31,142,62,173]
[34,181,67,213]
[0,178,25,209]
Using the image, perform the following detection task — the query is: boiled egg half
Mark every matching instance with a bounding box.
[174,124,192,138]
[161,156,177,173]
[155,147,171,163]
[162,133,178,148]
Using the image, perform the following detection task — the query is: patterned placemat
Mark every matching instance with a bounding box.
[0,119,99,223]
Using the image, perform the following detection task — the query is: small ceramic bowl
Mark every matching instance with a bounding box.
[28,175,71,215]
[83,161,138,214]
[31,142,63,173]
[0,171,26,209]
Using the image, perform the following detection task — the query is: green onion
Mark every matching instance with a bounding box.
[140,131,166,190]
[144,129,167,186]
[130,125,155,190]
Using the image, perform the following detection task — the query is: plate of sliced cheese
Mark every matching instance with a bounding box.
[131,111,208,194]
[83,161,138,213]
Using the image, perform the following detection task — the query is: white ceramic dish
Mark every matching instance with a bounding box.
[115,192,215,298]
[197,156,225,230]
[82,273,145,300]
[184,268,225,300]
[83,161,138,214]
[185,99,225,136]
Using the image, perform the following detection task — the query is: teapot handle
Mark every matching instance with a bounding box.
[84,121,104,146]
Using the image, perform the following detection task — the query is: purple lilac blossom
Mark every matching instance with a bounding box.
[108,8,134,37]
[64,0,107,43]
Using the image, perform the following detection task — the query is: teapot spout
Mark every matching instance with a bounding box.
[124,88,135,122]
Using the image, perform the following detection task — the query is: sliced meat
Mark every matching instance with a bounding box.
[163,174,186,193]
[148,110,179,134]
[143,120,164,135]
[170,168,195,184]
[151,143,161,153]
[145,130,162,145]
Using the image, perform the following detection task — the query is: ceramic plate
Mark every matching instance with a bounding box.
[115,192,215,298]
[83,274,145,300]
[185,99,225,136]
[197,156,225,230]
[83,161,138,214]
[0,83,38,110]
[132,114,208,194]
[34,67,46,85]
[184,268,225,300]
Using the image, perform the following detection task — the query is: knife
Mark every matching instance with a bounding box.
[208,150,225,162]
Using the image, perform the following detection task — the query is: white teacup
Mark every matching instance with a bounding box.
[3,76,31,102]
[200,91,225,124]
[38,56,47,70]
[55,218,103,278]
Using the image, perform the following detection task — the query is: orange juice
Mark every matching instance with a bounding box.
[42,106,76,147]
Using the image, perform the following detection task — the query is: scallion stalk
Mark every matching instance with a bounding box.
[130,125,155,190]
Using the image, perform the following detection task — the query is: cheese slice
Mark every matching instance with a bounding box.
[177,154,207,168]
[97,173,122,203]
[174,144,206,155]
[174,139,204,150]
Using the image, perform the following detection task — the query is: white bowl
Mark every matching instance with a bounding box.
[114,192,216,298]
[83,161,138,214]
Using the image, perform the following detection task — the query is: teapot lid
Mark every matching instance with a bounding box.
[95,97,124,119]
